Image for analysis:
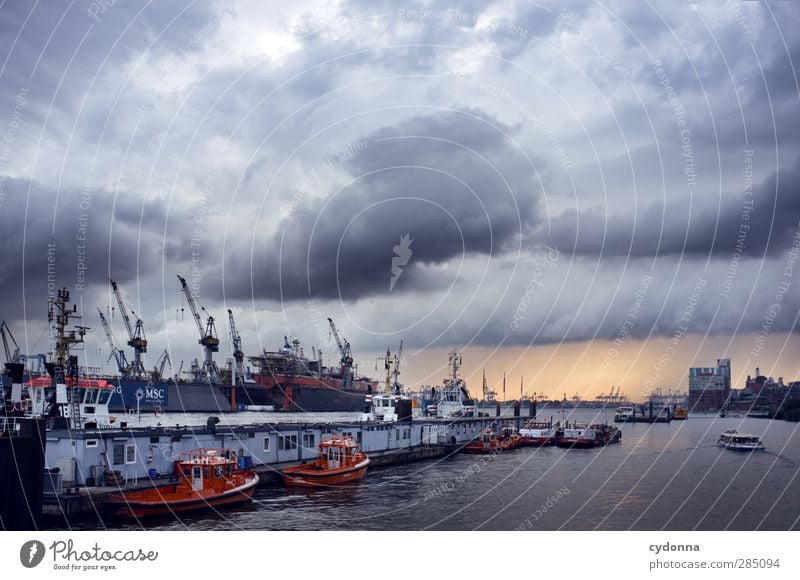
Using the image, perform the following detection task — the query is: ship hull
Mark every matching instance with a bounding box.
[237,383,370,412]
[106,378,234,413]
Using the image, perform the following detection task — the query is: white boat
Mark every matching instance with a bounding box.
[360,343,411,422]
[717,429,765,451]
[613,405,635,422]
[426,349,477,419]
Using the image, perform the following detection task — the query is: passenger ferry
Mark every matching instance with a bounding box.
[717,430,765,451]
[613,405,635,423]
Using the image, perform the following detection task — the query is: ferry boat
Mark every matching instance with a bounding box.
[613,405,635,422]
[672,406,688,420]
[106,448,259,518]
[281,436,370,487]
[425,349,477,418]
[518,421,557,446]
[717,430,765,451]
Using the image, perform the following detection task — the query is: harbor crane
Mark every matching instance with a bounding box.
[327,317,353,389]
[97,308,129,375]
[177,275,220,383]
[227,309,246,387]
[0,320,20,363]
[108,278,147,378]
[153,349,172,381]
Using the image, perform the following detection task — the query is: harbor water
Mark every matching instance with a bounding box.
[62,408,800,531]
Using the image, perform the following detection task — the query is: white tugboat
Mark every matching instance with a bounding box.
[426,349,477,419]
[22,287,117,429]
[359,342,411,422]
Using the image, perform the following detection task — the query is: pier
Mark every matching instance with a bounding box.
[40,415,526,521]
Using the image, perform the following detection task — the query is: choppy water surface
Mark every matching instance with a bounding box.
[74,409,800,530]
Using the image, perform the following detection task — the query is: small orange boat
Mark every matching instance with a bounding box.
[461,429,503,454]
[281,436,370,487]
[106,448,259,518]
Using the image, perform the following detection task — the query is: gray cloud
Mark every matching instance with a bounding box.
[219,109,542,302]
[537,157,800,260]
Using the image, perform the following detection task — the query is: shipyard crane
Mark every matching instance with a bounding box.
[227,309,246,387]
[153,349,172,381]
[327,317,353,389]
[177,274,220,383]
[97,308,129,375]
[0,320,20,363]
[108,278,147,378]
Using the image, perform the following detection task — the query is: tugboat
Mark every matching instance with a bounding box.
[360,343,412,423]
[426,349,477,418]
[592,423,622,446]
[106,448,259,518]
[461,429,503,454]
[519,420,557,446]
[281,436,370,487]
[555,424,597,449]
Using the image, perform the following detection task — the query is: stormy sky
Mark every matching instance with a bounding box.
[0,1,798,398]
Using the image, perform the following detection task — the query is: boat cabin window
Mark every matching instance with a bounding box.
[98,390,111,405]
[85,388,98,404]
[215,466,223,478]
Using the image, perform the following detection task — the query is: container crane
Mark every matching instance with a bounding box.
[108,278,147,378]
[97,308,129,375]
[327,317,353,389]
[177,274,220,383]
[227,309,245,387]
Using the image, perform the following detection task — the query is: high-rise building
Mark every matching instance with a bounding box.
[688,358,731,411]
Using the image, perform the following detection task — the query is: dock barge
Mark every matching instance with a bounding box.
[39,415,527,520]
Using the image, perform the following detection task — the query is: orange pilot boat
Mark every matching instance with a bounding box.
[281,436,370,487]
[106,448,259,518]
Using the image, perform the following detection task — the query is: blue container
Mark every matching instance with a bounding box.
[237,457,246,470]
[239,456,252,469]
[148,468,159,479]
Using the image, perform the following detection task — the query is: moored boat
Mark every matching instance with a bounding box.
[461,429,503,454]
[613,405,635,422]
[717,429,765,451]
[106,448,258,518]
[281,436,370,487]
[556,424,597,449]
[519,421,557,446]
[672,406,688,420]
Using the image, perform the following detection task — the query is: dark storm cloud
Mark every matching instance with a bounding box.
[221,109,542,302]
[537,157,800,260]
[0,177,187,322]
[0,1,231,147]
